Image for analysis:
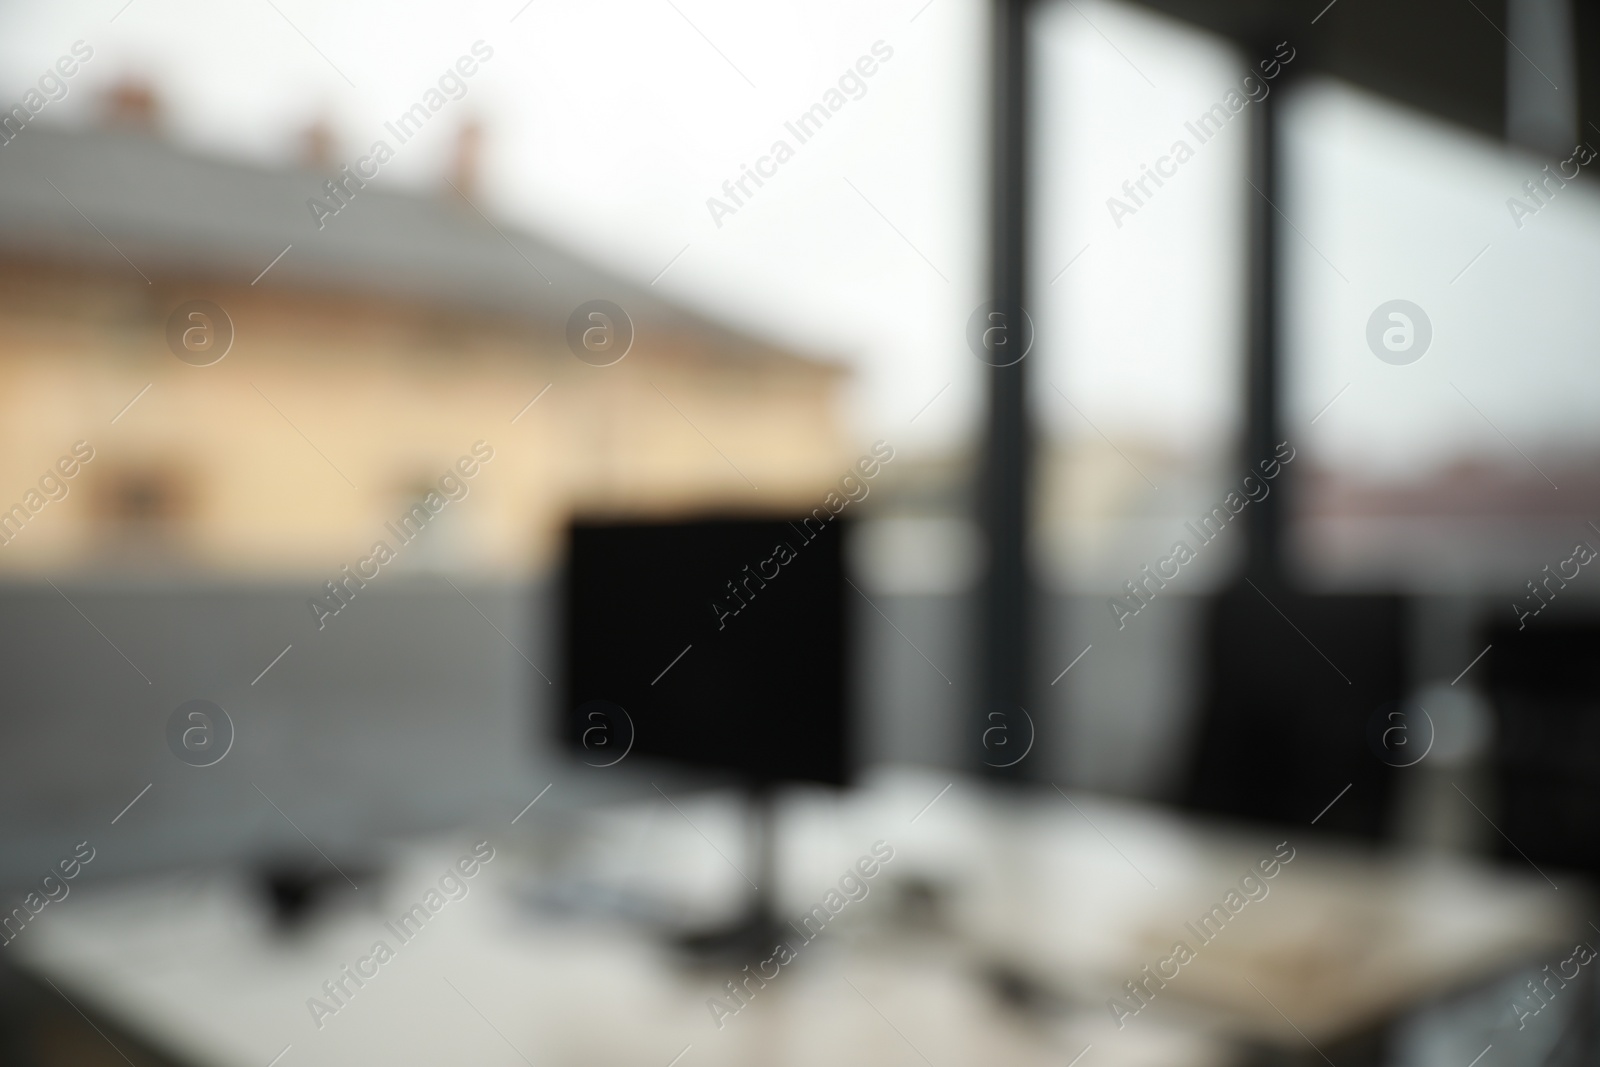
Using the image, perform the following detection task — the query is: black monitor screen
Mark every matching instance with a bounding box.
[560,516,850,786]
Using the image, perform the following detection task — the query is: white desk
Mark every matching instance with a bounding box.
[11,770,1579,1067]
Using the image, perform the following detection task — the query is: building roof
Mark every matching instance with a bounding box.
[0,124,827,370]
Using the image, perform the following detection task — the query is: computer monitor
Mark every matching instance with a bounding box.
[560,515,851,787]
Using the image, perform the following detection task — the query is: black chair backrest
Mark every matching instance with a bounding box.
[1484,620,1600,874]
[1184,581,1406,837]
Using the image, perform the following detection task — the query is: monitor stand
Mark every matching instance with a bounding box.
[671,785,791,964]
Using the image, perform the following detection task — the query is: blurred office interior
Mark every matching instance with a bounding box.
[0,0,1598,1064]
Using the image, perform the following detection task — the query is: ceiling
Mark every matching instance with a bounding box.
[1120,0,1597,144]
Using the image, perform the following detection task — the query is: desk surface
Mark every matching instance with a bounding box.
[11,770,1580,1067]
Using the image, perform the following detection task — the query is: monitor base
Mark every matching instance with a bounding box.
[670,909,793,964]
[668,785,788,965]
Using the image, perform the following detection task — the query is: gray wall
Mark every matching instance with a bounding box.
[0,579,545,889]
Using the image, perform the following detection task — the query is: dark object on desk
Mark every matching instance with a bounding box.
[254,859,366,932]
[982,959,1066,1017]
[560,516,851,958]
[1484,619,1600,874]
[1184,582,1405,838]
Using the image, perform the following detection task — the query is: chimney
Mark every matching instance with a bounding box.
[101,76,161,133]
[447,119,484,197]
[300,117,337,171]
